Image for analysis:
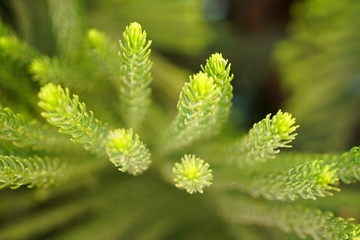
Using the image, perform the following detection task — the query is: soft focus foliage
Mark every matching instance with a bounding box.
[86,0,215,55]
[1,1,360,240]
[274,0,360,151]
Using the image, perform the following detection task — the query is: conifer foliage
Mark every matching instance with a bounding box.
[1,2,360,239]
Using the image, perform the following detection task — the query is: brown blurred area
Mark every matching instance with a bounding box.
[209,0,298,127]
[229,0,295,34]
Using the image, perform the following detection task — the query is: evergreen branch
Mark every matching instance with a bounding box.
[0,155,69,189]
[295,146,360,185]
[104,128,151,176]
[0,34,42,117]
[164,72,220,151]
[218,145,360,201]
[0,35,39,67]
[118,22,153,130]
[230,110,299,164]
[201,53,233,86]
[336,146,360,184]
[178,72,220,127]
[173,154,212,194]
[48,0,83,61]
[279,160,340,200]
[30,54,119,123]
[30,56,85,88]
[201,53,234,137]
[38,83,108,153]
[219,196,360,240]
[217,159,340,201]
[86,29,120,84]
[244,151,340,172]
[0,103,44,148]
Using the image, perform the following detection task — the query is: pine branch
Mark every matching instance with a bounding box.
[0,103,44,148]
[229,110,299,164]
[48,0,83,61]
[178,72,220,127]
[216,159,340,201]
[0,35,39,67]
[0,27,41,114]
[173,154,212,194]
[163,72,220,152]
[104,128,151,176]
[30,54,121,126]
[217,145,360,201]
[38,83,108,154]
[38,83,151,175]
[0,155,69,189]
[118,22,153,130]
[201,53,234,137]
[219,196,360,240]
[86,29,120,84]
[30,56,86,89]
[335,146,360,184]
[244,152,340,172]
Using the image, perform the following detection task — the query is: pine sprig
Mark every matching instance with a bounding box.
[217,160,339,201]
[0,33,44,118]
[218,145,360,201]
[164,72,220,151]
[30,56,69,85]
[336,146,360,184]
[30,56,86,89]
[38,83,108,153]
[178,72,220,127]
[0,155,69,189]
[104,128,151,176]
[201,53,233,86]
[230,110,299,164]
[0,35,39,67]
[48,0,83,61]
[173,154,212,194]
[0,103,44,148]
[201,53,234,136]
[281,160,339,200]
[219,196,360,240]
[118,22,153,130]
[86,29,119,84]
